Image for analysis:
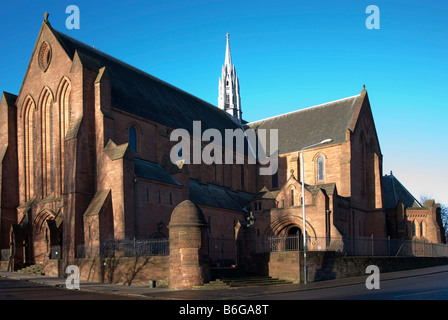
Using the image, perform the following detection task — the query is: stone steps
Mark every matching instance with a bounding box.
[194,268,292,289]
[17,264,45,276]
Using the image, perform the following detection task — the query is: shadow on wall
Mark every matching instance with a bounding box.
[313,251,337,281]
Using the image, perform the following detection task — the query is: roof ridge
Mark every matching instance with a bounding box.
[50,26,231,120]
[386,173,422,208]
[1,92,18,105]
[248,94,361,125]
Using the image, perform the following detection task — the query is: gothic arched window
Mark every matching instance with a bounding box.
[317,156,325,181]
[39,88,54,197]
[272,171,278,189]
[56,78,71,196]
[129,126,137,153]
[23,97,36,201]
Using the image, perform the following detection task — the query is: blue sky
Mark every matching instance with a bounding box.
[0,0,447,204]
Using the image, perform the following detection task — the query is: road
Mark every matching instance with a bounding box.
[2,268,448,301]
[0,277,143,300]
[250,270,448,300]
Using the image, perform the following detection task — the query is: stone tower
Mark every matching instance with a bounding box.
[218,33,242,123]
[168,200,209,289]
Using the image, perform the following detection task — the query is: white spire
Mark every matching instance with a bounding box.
[225,33,232,67]
[218,33,242,123]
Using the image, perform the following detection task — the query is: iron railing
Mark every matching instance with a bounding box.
[255,235,448,257]
[76,238,169,258]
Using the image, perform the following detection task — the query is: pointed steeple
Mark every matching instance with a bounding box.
[225,33,232,67]
[218,33,242,123]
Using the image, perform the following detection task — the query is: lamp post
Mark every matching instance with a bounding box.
[300,138,333,284]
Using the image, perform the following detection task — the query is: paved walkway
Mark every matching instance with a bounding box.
[2,264,448,300]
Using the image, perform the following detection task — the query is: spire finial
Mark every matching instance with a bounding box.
[219,32,242,124]
[44,12,49,22]
[363,84,366,91]
[224,33,232,66]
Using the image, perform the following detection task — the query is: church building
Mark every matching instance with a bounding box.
[0,14,445,285]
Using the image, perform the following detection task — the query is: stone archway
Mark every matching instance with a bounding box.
[32,210,57,264]
[265,215,319,252]
[267,216,316,238]
[286,226,303,250]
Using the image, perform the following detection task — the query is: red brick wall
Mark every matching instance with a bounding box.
[0,94,19,250]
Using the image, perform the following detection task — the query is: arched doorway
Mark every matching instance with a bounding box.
[288,226,301,236]
[32,210,62,264]
[286,226,303,251]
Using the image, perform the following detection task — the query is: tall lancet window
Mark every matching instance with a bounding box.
[317,156,325,182]
[272,171,278,189]
[129,126,137,153]
[40,88,54,197]
[57,78,71,196]
[23,97,36,201]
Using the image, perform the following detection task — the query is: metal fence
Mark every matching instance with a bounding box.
[76,238,169,258]
[207,236,237,267]
[255,235,303,253]
[256,235,448,257]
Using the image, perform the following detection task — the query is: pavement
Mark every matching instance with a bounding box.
[1,264,448,300]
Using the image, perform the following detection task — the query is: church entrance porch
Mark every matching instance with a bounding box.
[9,204,63,271]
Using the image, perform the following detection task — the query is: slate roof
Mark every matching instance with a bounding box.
[246,94,363,155]
[189,179,255,212]
[48,23,242,135]
[382,173,421,209]
[1,92,17,106]
[134,158,181,186]
[254,186,280,200]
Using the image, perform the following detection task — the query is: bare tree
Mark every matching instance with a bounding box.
[420,195,448,241]
[441,204,448,240]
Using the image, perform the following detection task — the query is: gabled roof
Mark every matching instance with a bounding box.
[382,172,422,209]
[254,186,280,200]
[46,22,242,135]
[246,93,364,155]
[1,92,17,106]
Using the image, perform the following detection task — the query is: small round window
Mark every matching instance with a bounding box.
[38,41,52,72]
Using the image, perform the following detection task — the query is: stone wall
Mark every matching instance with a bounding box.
[248,251,448,283]
[42,255,170,287]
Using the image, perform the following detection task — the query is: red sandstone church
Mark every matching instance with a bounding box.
[0,14,445,287]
